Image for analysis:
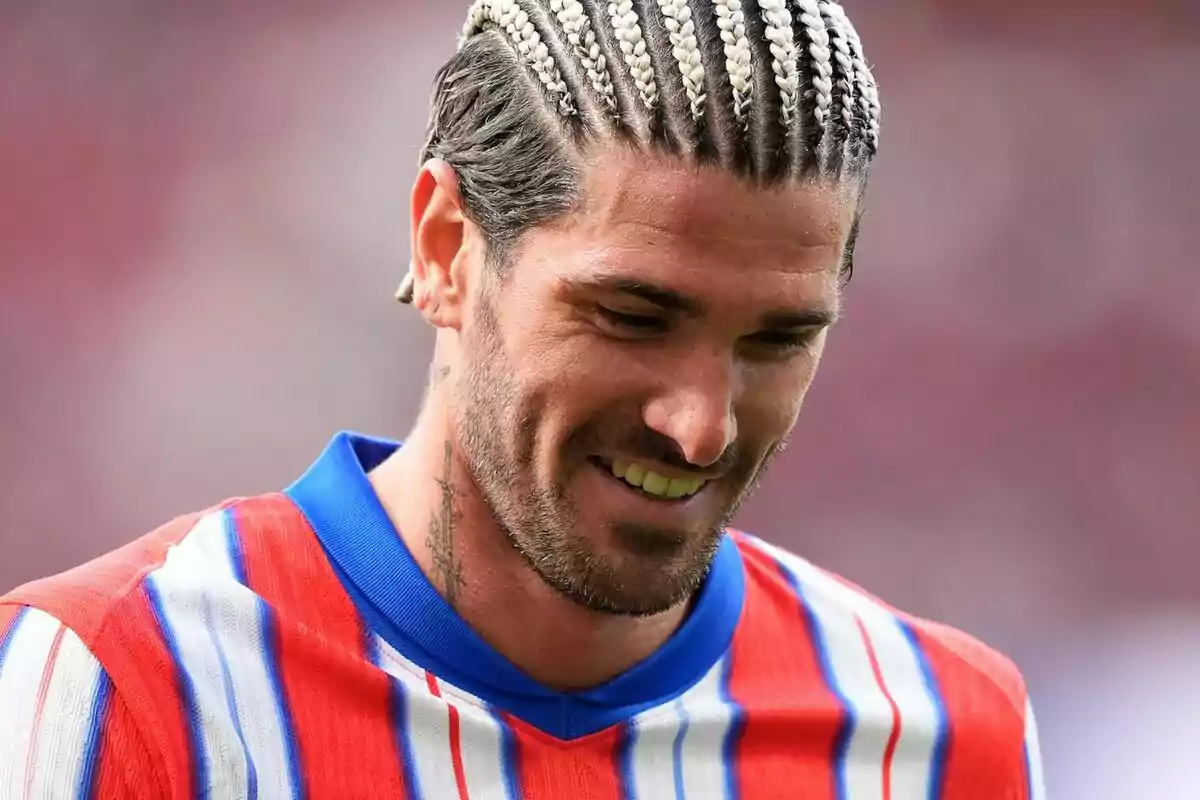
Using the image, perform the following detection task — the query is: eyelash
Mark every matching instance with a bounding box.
[594,306,818,354]
[595,306,666,332]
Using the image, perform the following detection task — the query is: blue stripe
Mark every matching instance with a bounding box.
[215,511,259,797]
[898,620,949,800]
[145,578,210,798]
[223,507,303,800]
[488,704,523,800]
[257,595,304,799]
[616,720,638,800]
[0,606,28,675]
[671,700,690,800]
[370,637,423,800]
[778,561,854,800]
[221,508,250,586]
[77,669,111,800]
[202,594,258,799]
[717,654,744,800]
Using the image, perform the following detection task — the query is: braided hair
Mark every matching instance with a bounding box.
[399,0,881,302]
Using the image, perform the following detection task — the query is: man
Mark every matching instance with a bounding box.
[0,1,1046,797]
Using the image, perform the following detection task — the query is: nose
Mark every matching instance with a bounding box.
[641,357,739,468]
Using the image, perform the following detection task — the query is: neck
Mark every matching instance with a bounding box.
[368,403,689,692]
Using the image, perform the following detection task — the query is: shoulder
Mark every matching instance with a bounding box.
[731,530,1035,777]
[2,493,314,647]
[0,493,321,797]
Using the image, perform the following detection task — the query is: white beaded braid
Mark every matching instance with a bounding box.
[824,1,879,152]
[463,0,577,118]
[713,0,753,127]
[607,1,659,113]
[759,0,798,126]
[819,1,855,132]
[550,0,618,113]
[656,0,707,121]
[793,0,833,128]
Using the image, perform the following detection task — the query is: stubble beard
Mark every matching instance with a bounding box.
[454,300,733,618]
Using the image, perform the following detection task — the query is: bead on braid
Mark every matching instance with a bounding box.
[713,0,753,127]
[793,0,833,128]
[607,1,659,113]
[824,2,879,153]
[819,1,855,133]
[759,0,798,126]
[550,0,618,113]
[463,0,577,118]
[656,0,707,121]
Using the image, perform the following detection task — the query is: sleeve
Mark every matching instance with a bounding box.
[1023,695,1047,800]
[0,604,165,799]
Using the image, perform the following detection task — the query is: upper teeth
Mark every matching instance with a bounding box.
[609,460,706,499]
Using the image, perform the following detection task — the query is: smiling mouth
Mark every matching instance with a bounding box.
[589,457,709,501]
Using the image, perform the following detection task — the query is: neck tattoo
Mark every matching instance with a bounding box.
[427,441,466,608]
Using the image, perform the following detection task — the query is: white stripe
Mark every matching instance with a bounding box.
[0,608,64,796]
[629,656,734,800]
[788,556,941,800]
[628,700,678,799]
[375,637,513,799]
[185,511,295,799]
[1024,698,1047,800]
[27,627,106,799]
[677,657,734,800]
[748,537,891,800]
[147,512,255,800]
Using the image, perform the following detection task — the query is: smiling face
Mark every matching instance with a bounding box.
[452,145,860,617]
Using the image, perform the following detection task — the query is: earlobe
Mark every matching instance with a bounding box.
[410,159,471,330]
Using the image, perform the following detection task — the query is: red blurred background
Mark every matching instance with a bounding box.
[3,3,1197,796]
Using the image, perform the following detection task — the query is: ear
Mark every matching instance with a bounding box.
[409,159,476,329]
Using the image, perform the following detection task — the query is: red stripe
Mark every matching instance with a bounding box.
[91,684,161,798]
[425,674,471,800]
[92,587,191,796]
[0,605,22,653]
[233,495,408,799]
[856,615,901,800]
[725,536,842,800]
[908,619,1028,799]
[505,715,623,800]
[23,623,66,793]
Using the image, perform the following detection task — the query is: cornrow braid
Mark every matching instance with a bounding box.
[758,0,799,127]
[820,1,856,134]
[713,0,753,128]
[607,1,660,116]
[793,0,833,130]
[656,0,707,122]
[824,1,879,155]
[463,0,578,118]
[550,0,618,115]
[402,0,882,303]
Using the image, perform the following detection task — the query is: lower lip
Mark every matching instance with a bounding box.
[586,459,707,517]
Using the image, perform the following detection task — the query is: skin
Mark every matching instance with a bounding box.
[370,143,860,691]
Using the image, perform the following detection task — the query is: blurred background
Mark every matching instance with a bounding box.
[2,1,1197,795]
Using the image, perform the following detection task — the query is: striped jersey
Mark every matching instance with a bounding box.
[0,432,1046,799]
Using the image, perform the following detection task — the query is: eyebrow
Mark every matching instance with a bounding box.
[570,276,839,328]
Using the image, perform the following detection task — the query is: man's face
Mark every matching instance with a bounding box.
[454,146,859,617]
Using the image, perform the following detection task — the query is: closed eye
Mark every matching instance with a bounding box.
[742,328,823,356]
[595,306,667,333]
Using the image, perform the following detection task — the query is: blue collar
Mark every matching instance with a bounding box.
[286,432,745,740]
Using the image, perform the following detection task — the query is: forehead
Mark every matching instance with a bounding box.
[513,145,860,310]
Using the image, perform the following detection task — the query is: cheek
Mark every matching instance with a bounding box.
[739,351,826,436]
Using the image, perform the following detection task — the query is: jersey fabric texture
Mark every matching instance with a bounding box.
[0,432,1046,799]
